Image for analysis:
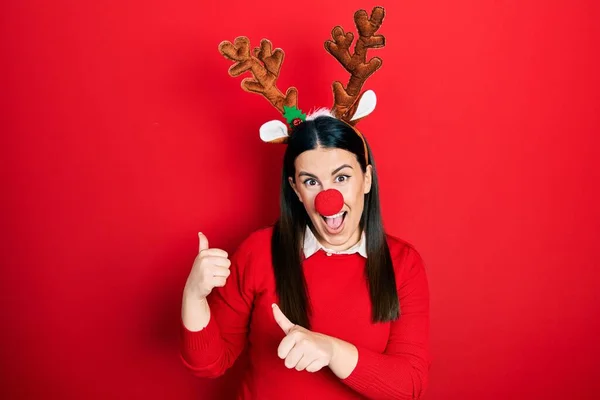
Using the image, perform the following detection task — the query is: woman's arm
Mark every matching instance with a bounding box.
[333,245,431,399]
[179,235,256,379]
[181,293,211,332]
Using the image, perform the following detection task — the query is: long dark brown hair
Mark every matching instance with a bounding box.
[271,116,399,329]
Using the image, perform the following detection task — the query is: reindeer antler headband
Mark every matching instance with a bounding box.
[218,6,386,165]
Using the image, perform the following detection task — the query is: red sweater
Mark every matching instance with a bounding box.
[180,226,431,399]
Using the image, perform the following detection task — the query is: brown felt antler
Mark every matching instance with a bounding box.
[218,36,298,115]
[324,6,386,124]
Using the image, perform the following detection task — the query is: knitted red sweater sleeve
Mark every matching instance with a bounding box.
[341,244,431,399]
[179,236,255,378]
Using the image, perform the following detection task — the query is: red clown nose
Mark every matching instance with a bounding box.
[314,189,344,217]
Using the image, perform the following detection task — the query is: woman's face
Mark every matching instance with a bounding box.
[289,146,372,251]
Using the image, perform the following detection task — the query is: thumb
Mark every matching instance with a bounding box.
[198,232,209,252]
[272,303,295,334]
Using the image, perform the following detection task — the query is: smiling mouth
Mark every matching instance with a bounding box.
[320,211,347,232]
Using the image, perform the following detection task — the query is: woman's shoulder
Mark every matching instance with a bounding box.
[240,224,274,246]
[384,231,417,253]
[384,232,427,274]
[231,224,274,261]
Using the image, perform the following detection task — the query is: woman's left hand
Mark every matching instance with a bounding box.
[272,303,337,373]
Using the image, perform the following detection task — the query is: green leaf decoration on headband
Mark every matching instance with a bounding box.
[283,105,307,127]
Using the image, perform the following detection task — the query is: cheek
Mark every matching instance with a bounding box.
[342,182,364,206]
[298,188,317,210]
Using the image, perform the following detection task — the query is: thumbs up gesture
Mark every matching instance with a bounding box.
[271,304,336,373]
[184,232,231,300]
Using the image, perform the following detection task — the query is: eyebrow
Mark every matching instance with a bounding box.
[298,164,353,179]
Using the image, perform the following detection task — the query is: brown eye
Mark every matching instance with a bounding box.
[336,175,350,183]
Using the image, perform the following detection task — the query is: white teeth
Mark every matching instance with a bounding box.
[324,211,345,219]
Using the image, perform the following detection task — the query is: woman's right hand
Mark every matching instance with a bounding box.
[184,232,231,301]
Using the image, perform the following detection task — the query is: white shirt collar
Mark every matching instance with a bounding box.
[302,225,368,259]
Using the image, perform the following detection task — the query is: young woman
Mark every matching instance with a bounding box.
[180,115,431,399]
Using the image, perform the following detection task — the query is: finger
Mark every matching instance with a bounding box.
[203,256,231,268]
[277,334,298,359]
[295,353,315,371]
[305,358,326,373]
[212,276,227,287]
[200,248,228,258]
[284,345,304,369]
[272,303,295,334]
[211,266,231,278]
[198,232,209,252]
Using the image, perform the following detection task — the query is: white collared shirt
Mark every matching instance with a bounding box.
[303,225,368,259]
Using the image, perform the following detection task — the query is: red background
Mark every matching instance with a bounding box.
[2,0,599,399]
